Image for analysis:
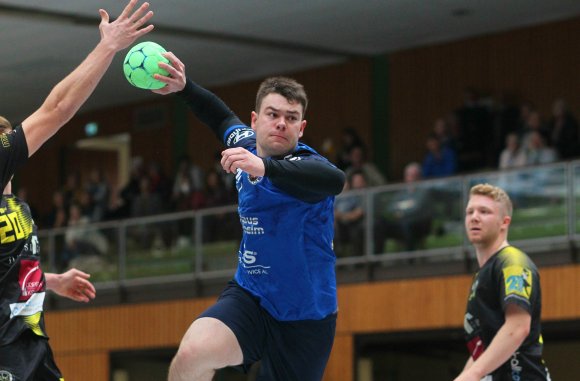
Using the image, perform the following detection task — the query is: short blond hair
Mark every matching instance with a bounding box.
[0,116,12,134]
[470,183,513,217]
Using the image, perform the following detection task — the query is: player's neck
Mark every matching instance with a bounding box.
[475,238,509,267]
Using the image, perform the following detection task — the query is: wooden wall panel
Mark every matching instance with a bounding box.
[323,333,354,381]
[44,264,580,380]
[55,352,109,381]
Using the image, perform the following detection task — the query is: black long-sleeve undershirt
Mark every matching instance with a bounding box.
[264,156,345,203]
[177,78,345,203]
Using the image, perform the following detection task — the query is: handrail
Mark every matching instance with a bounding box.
[38,160,580,286]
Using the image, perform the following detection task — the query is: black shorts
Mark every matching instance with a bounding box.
[0,330,63,381]
[199,280,337,381]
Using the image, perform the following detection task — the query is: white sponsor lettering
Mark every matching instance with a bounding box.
[9,292,45,318]
[240,216,265,235]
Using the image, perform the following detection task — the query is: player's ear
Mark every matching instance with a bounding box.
[298,119,307,138]
[250,111,258,131]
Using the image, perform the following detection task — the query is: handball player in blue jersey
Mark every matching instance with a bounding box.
[0,2,154,379]
[154,55,345,381]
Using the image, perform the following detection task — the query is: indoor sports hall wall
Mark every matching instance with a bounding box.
[45,264,580,380]
[16,16,579,215]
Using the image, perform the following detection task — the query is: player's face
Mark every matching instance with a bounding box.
[251,93,307,157]
[465,195,510,246]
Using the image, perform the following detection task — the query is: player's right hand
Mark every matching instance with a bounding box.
[152,52,187,94]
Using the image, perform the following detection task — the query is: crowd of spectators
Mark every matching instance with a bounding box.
[24,90,578,262]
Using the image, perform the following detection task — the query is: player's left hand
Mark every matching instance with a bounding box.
[221,147,265,177]
[50,268,96,303]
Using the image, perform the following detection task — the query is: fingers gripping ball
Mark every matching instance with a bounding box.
[123,41,169,89]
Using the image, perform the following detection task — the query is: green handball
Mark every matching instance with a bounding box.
[123,41,169,90]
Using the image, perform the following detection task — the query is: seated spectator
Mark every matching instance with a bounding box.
[172,155,205,212]
[374,162,433,253]
[519,110,550,151]
[60,203,108,271]
[334,170,367,257]
[548,98,580,159]
[130,177,168,249]
[498,132,527,170]
[525,131,558,166]
[86,168,110,222]
[202,170,238,242]
[345,145,387,187]
[422,134,457,178]
[43,190,68,229]
[432,117,458,153]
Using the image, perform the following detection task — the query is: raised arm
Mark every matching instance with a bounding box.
[21,0,154,157]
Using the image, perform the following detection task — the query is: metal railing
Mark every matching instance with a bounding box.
[38,160,580,285]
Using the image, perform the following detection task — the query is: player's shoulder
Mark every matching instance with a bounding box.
[290,142,330,162]
[496,245,535,269]
[223,124,255,148]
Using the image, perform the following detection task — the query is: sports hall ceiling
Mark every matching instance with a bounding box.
[0,0,579,123]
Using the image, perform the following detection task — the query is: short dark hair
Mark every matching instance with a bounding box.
[255,77,308,117]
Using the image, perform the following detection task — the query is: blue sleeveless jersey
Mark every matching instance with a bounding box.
[224,125,337,321]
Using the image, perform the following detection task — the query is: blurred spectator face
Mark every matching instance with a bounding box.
[529,131,544,149]
[552,99,566,118]
[527,111,542,130]
[350,173,367,190]
[349,146,364,166]
[433,118,447,137]
[404,164,421,183]
[506,133,519,151]
[426,137,440,153]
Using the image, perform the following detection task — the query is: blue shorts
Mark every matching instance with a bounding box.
[199,280,337,381]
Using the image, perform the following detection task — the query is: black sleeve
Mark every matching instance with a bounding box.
[176,78,244,142]
[263,156,346,203]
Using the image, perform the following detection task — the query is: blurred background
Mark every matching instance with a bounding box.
[2,1,580,380]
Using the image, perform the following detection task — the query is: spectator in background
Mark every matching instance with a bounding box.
[374,162,433,253]
[454,87,492,172]
[61,171,83,213]
[516,101,536,133]
[335,127,364,171]
[61,203,108,271]
[498,132,527,170]
[334,170,367,257]
[131,176,167,249]
[518,111,550,152]
[212,150,236,195]
[432,117,458,153]
[43,190,68,229]
[172,155,204,212]
[202,170,238,242]
[345,145,386,187]
[548,98,580,160]
[109,156,145,220]
[525,131,558,166]
[147,160,171,205]
[86,168,110,222]
[489,92,520,168]
[422,134,457,178]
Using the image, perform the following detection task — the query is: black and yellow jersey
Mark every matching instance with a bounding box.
[464,246,551,380]
[0,125,48,345]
